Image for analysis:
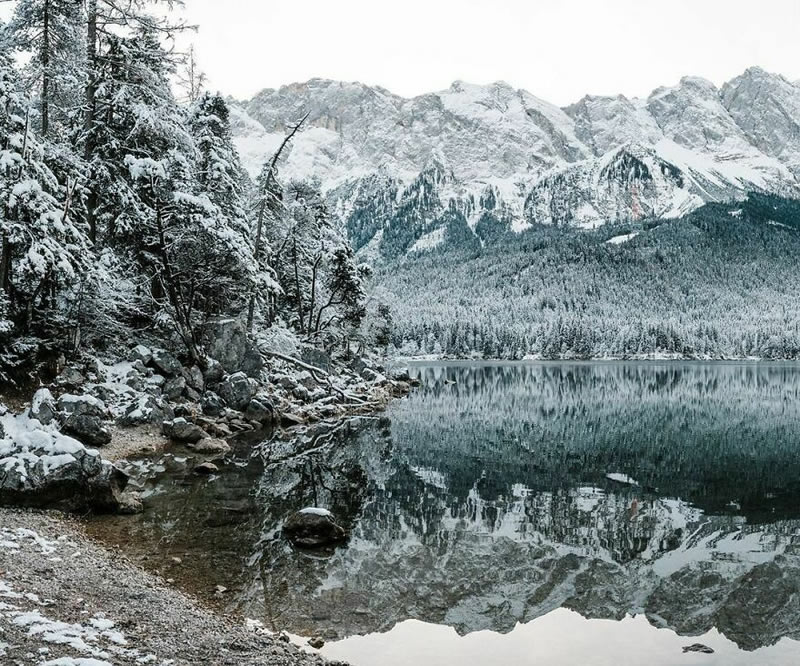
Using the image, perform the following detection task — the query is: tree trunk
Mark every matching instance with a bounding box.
[84,0,98,242]
[0,233,11,295]
[41,0,51,136]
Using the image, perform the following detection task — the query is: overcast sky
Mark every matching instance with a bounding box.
[3,0,798,104]
[178,0,800,104]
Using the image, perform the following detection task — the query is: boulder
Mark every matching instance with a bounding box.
[118,395,174,426]
[188,437,231,455]
[299,344,331,372]
[217,372,257,410]
[183,365,205,391]
[162,417,205,443]
[29,388,57,425]
[295,370,317,389]
[150,348,183,376]
[244,395,276,425]
[55,366,86,388]
[57,394,108,420]
[201,391,225,417]
[200,318,263,378]
[283,508,346,548]
[130,345,153,365]
[62,414,112,447]
[163,375,187,401]
[203,358,225,384]
[0,418,127,513]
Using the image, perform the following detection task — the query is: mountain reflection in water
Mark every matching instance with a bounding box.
[86,362,800,660]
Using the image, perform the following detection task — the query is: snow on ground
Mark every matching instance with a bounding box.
[0,528,161,666]
[409,227,446,253]
[605,232,640,245]
[299,507,333,517]
[605,472,639,485]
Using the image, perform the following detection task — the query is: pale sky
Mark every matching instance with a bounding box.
[1,1,798,104]
[179,0,800,104]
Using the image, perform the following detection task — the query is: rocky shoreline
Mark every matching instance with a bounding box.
[0,323,418,664]
[0,508,346,665]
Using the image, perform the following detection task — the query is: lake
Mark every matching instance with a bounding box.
[86,362,800,665]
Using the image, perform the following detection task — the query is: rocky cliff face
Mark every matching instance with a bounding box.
[231,67,800,257]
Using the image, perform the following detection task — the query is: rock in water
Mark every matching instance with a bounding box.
[682,644,715,654]
[194,461,219,475]
[283,508,347,548]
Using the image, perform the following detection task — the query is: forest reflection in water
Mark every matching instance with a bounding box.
[86,362,800,658]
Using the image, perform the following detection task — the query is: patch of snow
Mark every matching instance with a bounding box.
[605,472,639,485]
[605,232,640,245]
[299,507,333,517]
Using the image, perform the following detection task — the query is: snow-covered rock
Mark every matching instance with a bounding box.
[0,413,126,512]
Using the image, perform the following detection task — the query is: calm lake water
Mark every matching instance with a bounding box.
[86,362,800,665]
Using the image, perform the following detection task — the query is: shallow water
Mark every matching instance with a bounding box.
[86,362,800,664]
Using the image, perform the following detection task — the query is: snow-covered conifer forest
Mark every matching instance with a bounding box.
[0,0,374,387]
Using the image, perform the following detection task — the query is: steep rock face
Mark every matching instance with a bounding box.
[232,68,800,257]
[721,67,800,177]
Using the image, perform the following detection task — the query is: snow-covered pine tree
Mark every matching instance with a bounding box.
[0,48,90,379]
[3,0,85,138]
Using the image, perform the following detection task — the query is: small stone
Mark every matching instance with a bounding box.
[194,461,219,475]
[281,413,305,428]
[307,636,325,649]
[163,376,187,401]
[682,644,715,654]
[188,437,231,455]
[130,345,153,365]
[117,492,144,515]
[163,417,205,443]
[171,557,182,564]
[214,585,227,595]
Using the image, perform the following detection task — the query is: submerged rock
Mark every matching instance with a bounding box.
[283,508,347,548]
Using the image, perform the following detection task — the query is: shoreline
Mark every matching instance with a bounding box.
[0,508,338,666]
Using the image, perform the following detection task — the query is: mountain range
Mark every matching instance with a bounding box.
[230,67,800,258]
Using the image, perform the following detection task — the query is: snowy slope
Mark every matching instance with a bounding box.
[231,68,800,256]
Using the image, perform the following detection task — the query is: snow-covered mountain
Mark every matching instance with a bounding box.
[231,67,800,256]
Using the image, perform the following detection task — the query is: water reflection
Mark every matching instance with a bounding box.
[86,362,800,657]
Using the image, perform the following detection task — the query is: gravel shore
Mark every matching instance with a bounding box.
[0,508,343,666]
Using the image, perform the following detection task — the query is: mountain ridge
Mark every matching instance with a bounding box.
[230,67,800,257]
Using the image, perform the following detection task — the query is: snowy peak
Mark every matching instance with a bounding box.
[232,67,800,255]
